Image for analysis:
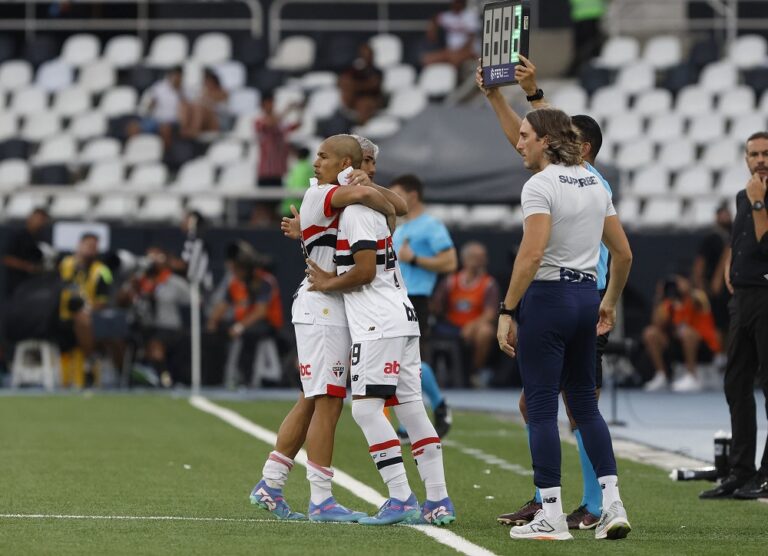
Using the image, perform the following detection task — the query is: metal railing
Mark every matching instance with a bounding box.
[0,0,264,40]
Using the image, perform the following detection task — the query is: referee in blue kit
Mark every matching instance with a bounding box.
[498,108,634,541]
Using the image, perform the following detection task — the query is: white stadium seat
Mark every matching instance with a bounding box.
[676,86,713,117]
[718,86,756,118]
[634,88,673,117]
[0,60,33,91]
[78,61,116,93]
[630,166,670,196]
[218,160,254,191]
[215,60,246,91]
[100,86,138,117]
[673,166,714,197]
[550,85,588,115]
[370,34,403,68]
[616,197,640,226]
[192,33,232,65]
[298,71,337,90]
[615,62,655,94]
[640,198,683,227]
[688,114,726,144]
[228,88,260,116]
[35,59,74,92]
[305,87,340,120]
[699,61,738,94]
[129,162,168,190]
[727,34,768,69]
[383,64,416,93]
[589,86,629,119]
[274,86,305,115]
[171,158,214,191]
[182,61,203,96]
[688,198,725,227]
[21,113,61,142]
[647,112,684,143]
[642,35,682,70]
[93,194,140,220]
[49,192,92,219]
[267,36,316,72]
[77,160,125,190]
[207,138,244,166]
[730,113,767,142]
[230,113,257,140]
[463,205,516,229]
[103,35,143,68]
[0,159,31,191]
[146,33,189,68]
[418,63,457,97]
[33,134,77,165]
[187,195,225,220]
[387,89,427,119]
[657,138,695,171]
[594,36,640,69]
[52,87,91,117]
[605,113,643,144]
[70,112,107,140]
[717,164,750,196]
[124,134,163,165]
[80,137,121,164]
[615,139,654,172]
[0,114,18,141]
[5,192,49,220]
[9,87,47,116]
[138,195,184,221]
[701,139,741,171]
[60,34,100,67]
[352,115,401,139]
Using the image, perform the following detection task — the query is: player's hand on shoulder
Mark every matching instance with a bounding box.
[306,258,333,292]
[280,205,301,240]
[347,169,372,188]
[515,54,538,97]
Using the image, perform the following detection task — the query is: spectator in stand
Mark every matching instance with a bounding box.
[422,0,480,68]
[642,271,723,392]
[433,241,500,387]
[566,0,607,76]
[255,93,302,186]
[281,145,314,217]
[692,203,732,341]
[2,208,50,296]
[180,69,231,138]
[338,43,383,110]
[318,93,380,137]
[126,66,184,148]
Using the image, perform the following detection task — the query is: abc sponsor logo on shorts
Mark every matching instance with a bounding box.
[384,361,400,375]
[299,363,312,378]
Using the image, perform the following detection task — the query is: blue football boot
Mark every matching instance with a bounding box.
[308,497,368,522]
[249,480,305,520]
[358,493,421,526]
[420,497,456,526]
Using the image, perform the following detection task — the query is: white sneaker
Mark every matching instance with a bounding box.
[509,510,573,541]
[643,373,668,392]
[671,373,703,393]
[595,500,632,540]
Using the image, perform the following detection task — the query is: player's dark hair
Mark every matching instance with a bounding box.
[746,131,768,150]
[390,174,424,201]
[526,108,582,166]
[80,232,99,243]
[572,114,603,159]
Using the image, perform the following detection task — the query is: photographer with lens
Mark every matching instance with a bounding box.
[642,271,722,392]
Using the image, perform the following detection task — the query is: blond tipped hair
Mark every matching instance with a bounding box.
[526,108,583,167]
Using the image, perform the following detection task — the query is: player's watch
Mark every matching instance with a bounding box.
[526,88,544,102]
[752,200,766,211]
[498,302,516,317]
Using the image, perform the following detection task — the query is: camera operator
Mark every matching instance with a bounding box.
[642,272,722,392]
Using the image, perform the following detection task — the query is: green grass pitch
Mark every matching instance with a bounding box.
[0,394,766,555]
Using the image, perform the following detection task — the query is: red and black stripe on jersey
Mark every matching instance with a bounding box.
[334,238,395,269]
[302,215,340,257]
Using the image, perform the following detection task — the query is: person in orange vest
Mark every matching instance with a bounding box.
[433,241,500,387]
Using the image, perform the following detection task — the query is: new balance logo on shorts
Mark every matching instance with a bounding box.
[384,361,400,375]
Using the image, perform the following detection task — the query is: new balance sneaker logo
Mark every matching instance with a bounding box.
[530,519,555,533]
[255,487,277,511]
[543,497,558,504]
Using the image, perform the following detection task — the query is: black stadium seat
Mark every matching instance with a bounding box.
[31,164,71,186]
[248,67,285,92]
[0,35,16,64]
[126,66,161,94]
[660,62,699,94]
[22,34,60,68]
[689,37,721,70]
[743,67,768,96]
[0,139,30,161]
[233,35,269,69]
[163,139,202,172]
[579,65,615,96]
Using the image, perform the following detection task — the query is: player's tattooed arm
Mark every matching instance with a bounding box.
[346,170,408,217]
[306,250,377,292]
[280,204,301,240]
[331,185,396,221]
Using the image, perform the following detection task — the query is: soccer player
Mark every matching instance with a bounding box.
[478,56,614,530]
[249,135,404,522]
[306,172,456,527]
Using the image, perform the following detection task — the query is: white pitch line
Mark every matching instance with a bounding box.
[0,514,352,525]
[442,439,533,477]
[189,396,498,556]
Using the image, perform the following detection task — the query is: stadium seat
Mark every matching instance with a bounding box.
[99,86,138,117]
[215,60,246,92]
[640,198,683,227]
[673,166,714,197]
[701,139,741,171]
[129,162,168,190]
[659,62,698,94]
[549,85,588,114]
[718,86,756,118]
[578,65,614,95]
[727,34,768,69]
[305,87,340,120]
[386,89,427,119]
[689,197,724,227]
[743,67,768,97]
[230,113,256,140]
[463,205,516,229]
[688,114,726,144]
[0,159,30,191]
[138,195,184,221]
[615,196,640,226]
[717,164,750,196]
[78,60,116,93]
[274,86,305,115]
[70,112,107,140]
[207,138,244,166]
[352,115,401,139]
[163,139,200,171]
[33,134,77,165]
[589,86,629,119]
[615,139,654,172]
[77,159,125,190]
[676,85,713,117]
[757,90,768,115]
[267,36,315,72]
[103,35,143,68]
[605,113,643,144]
[9,86,47,116]
[20,113,61,142]
[218,160,254,191]
[370,34,403,69]
[22,35,59,68]
[297,71,337,90]
[49,192,92,219]
[192,33,232,66]
[593,36,640,69]
[182,60,203,95]
[35,59,73,92]
[658,138,695,171]
[52,86,91,117]
[0,114,18,141]
[187,195,225,220]
[124,134,163,165]
[80,137,121,164]
[614,62,655,94]
[730,113,767,141]
[642,35,682,69]
[127,66,159,93]
[171,158,214,191]
[0,138,30,160]
[690,37,721,69]
[634,88,673,117]
[0,36,16,65]
[699,61,738,93]
[418,63,457,97]
[93,193,139,220]
[0,60,33,91]
[233,35,268,68]
[146,33,189,68]
[60,34,100,67]
[314,34,357,72]
[383,64,416,94]
[5,191,49,219]
[228,88,260,116]
[32,164,70,185]
[630,165,670,196]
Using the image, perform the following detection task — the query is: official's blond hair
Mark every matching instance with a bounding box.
[526,108,583,167]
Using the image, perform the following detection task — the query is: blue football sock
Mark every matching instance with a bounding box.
[526,424,542,503]
[574,429,602,517]
[420,362,443,409]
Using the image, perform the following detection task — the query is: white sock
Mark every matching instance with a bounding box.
[307,461,334,505]
[540,486,563,519]
[262,451,293,489]
[598,475,621,508]
[395,401,448,500]
[351,398,412,501]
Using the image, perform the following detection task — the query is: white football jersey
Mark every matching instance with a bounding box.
[336,204,420,341]
[291,181,347,327]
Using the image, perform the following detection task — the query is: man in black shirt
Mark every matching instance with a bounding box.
[692,203,732,338]
[2,208,50,297]
[701,132,768,500]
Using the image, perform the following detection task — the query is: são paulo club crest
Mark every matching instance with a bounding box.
[331,361,345,378]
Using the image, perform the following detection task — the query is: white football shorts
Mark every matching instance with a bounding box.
[349,336,422,405]
[294,324,351,398]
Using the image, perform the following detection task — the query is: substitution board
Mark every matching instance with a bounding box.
[481,0,531,87]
